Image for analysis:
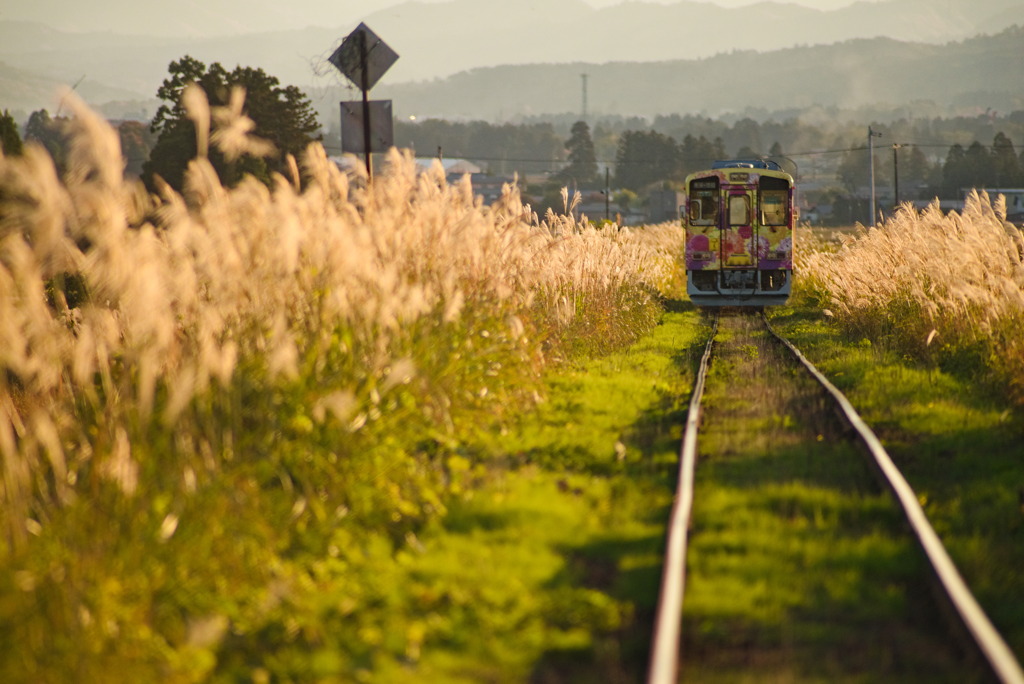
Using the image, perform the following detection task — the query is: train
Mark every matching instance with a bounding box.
[683,159,796,307]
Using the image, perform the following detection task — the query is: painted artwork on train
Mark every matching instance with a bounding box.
[683,160,795,307]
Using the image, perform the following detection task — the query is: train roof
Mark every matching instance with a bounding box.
[685,161,794,185]
[711,159,783,170]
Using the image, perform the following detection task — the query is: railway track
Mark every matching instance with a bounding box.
[647,310,1024,684]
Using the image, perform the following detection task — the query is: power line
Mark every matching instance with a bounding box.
[316,139,981,167]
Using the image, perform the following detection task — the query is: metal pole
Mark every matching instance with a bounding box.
[868,126,882,225]
[892,143,901,212]
[360,31,373,183]
[605,167,610,221]
[581,73,588,121]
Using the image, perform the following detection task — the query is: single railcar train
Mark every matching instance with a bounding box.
[683,160,795,307]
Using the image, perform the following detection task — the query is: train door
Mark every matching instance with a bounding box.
[758,176,793,270]
[685,176,721,270]
[722,188,755,268]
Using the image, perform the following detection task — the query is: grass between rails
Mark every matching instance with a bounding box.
[681,312,977,683]
[768,301,1024,668]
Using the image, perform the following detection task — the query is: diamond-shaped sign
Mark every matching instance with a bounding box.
[328,23,398,92]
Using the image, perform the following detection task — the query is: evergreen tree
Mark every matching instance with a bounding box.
[837,147,867,193]
[144,55,321,192]
[614,130,680,191]
[991,132,1024,187]
[902,145,936,195]
[393,119,563,176]
[118,121,158,177]
[941,143,967,197]
[735,145,759,159]
[557,120,598,185]
[837,140,891,195]
[679,134,724,175]
[731,118,762,157]
[23,109,69,173]
[0,110,23,156]
[964,141,994,189]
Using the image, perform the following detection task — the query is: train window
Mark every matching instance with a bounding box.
[689,177,719,225]
[761,190,788,225]
[688,195,717,225]
[729,195,750,225]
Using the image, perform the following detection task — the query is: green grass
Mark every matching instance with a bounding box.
[768,300,1024,667]
[364,306,706,682]
[681,312,979,683]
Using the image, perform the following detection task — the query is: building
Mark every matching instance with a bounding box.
[413,157,481,176]
[974,188,1024,226]
[647,189,684,224]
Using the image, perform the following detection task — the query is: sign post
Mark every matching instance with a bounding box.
[328,23,398,181]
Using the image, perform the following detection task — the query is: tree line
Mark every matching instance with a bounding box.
[391,110,1024,201]
[1,56,321,195]
[3,55,1023,209]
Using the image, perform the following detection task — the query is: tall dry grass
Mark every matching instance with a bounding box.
[800,192,1024,404]
[0,89,681,680]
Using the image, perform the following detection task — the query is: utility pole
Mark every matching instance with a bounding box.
[360,29,373,182]
[605,166,610,222]
[868,126,882,225]
[892,143,903,212]
[581,73,588,121]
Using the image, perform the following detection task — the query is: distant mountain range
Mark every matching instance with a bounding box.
[354,0,1023,81]
[0,0,1021,119]
[368,26,1024,121]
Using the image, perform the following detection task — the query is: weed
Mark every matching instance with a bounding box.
[798,195,1024,408]
[0,90,684,680]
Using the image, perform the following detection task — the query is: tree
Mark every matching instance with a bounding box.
[963,141,993,188]
[679,134,725,175]
[901,145,938,196]
[991,132,1024,187]
[941,134,1024,198]
[731,118,762,158]
[614,189,638,213]
[118,121,158,177]
[735,145,759,159]
[614,130,680,191]
[143,55,321,191]
[838,144,889,194]
[23,109,69,172]
[556,120,598,186]
[393,119,563,176]
[0,110,23,156]
[941,143,967,198]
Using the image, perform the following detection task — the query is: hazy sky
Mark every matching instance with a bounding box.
[1,0,880,36]
[363,0,870,8]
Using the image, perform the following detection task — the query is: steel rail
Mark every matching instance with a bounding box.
[762,312,1024,684]
[647,312,719,684]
